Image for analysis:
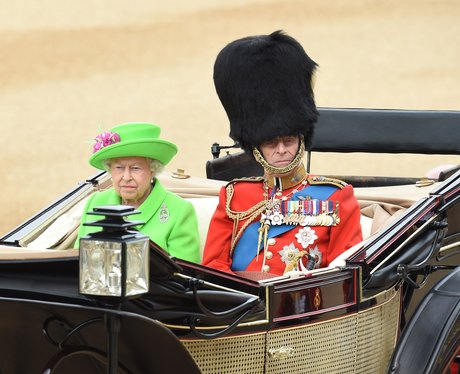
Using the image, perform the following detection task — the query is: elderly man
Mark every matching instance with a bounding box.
[202,31,362,278]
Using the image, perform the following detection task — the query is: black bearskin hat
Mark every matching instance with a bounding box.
[213,30,318,153]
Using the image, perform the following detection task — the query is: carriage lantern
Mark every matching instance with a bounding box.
[79,205,150,300]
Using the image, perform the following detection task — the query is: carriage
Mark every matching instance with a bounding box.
[0,108,459,373]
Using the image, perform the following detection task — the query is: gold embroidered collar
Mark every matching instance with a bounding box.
[265,164,308,190]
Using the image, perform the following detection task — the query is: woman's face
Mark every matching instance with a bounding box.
[109,156,154,207]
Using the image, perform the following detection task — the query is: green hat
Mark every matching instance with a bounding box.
[89,122,178,170]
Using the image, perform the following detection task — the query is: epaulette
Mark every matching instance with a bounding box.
[225,176,264,187]
[307,175,347,189]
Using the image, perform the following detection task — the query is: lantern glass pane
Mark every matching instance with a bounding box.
[80,239,122,296]
[126,238,150,296]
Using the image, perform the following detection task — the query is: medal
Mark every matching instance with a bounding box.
[280,243,310,273]
[295,227,318,249]
[283,198,339,227]
[269,211,284,225]
[309,246,322,268]
[279,243,300,265]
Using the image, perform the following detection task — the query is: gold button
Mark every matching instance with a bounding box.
[267,238,276,246]
[262,265,270,273]
[265,251,273,260]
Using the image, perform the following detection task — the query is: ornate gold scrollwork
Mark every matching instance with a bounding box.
[314,288,321,310]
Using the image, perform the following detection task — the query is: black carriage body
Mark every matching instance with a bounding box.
[0,255,395,374]
[1,108,460,373]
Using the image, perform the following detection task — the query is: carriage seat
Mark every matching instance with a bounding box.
[25,182,430,274]
[24,193,404,261]
[24,194,375,256]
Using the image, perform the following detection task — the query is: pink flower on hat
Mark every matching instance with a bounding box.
[92,131,121,153]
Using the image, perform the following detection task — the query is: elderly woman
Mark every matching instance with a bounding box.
[75,122,200,263]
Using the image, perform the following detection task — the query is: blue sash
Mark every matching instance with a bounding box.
[231,184,338,271]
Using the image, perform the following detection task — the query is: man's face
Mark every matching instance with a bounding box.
[259,135,300,169]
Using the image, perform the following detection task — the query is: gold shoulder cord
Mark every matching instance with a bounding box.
[225,183,266,256]
[307,176,347,189]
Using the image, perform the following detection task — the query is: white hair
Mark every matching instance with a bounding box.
[149,159,164,174]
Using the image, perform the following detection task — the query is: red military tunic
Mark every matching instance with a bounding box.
[202,176,362,276]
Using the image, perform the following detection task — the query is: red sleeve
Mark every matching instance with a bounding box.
[326,184,363,265]
[201,186,235,274]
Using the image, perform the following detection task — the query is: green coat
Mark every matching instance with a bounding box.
[75,179,200,263]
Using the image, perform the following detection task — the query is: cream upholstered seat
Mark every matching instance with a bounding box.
[186,197,219,259]
[15,172,441,271]
[19,193,402,261]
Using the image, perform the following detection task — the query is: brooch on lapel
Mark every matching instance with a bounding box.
[159,203,169,223]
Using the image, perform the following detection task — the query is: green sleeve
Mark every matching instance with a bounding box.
[167,200,201,263]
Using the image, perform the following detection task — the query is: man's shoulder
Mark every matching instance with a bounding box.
[307,175,348,189]
[225,176,264,190]
[226,176,264,185]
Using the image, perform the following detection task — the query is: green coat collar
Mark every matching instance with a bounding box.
[101,179,167,227]
[135,179,167,229]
